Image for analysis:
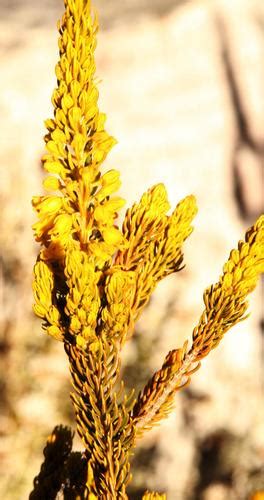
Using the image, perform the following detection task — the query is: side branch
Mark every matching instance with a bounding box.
[132,345,200,437]
[132,215,263,438]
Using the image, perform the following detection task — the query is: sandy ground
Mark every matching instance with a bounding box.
[0,0,263,498]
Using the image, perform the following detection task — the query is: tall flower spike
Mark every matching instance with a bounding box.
[33,0,125,269]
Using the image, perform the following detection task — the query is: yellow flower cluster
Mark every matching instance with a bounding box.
[101,268,136,344]
[192,215,264,358]
[132,216,263,437]
[64,250,101,349]
[32,2,197,349]
[33,183,197,348]
[32,0,263,497]
[32,0,263,366]
[116,184,197,317]
[32,0,125,268]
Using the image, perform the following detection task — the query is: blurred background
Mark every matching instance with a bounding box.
[0,0,263,498]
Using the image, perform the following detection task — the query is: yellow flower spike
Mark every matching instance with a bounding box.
[117,183,170,269]
[32,1,264,497]
[192,215,263,359]
[34,0,121,267]
[64,249,101,342]
[116,189,197,321]
[132,218,262,440]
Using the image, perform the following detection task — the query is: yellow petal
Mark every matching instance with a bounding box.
[53,214,72,234]
[102,226,123,246]
[43,176,61,191]
[47,325,63,341]
[43,160,64,175]
[32,195,63,215]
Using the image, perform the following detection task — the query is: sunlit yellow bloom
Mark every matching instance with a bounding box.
[101,268,136,343]
[33,0,123,268]
[192,215,264,358]
[32,0,263,497]
[116,186,197,318]
[43,176,61,191]
[32,0,263,369]
[64,249,101,346]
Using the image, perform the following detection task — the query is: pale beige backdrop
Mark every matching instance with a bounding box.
[0,0,263,498]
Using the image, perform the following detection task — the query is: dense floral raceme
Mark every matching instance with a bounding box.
[32,0,125,269]
[31,0,263,497]
[132,216,264,436]
[192,215,264,358]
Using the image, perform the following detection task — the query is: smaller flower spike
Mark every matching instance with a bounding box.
[116,185,197,319]
[132,216,263,437]
[64,249,101,349]
[192,215,264,359]
[101,268,137,344]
